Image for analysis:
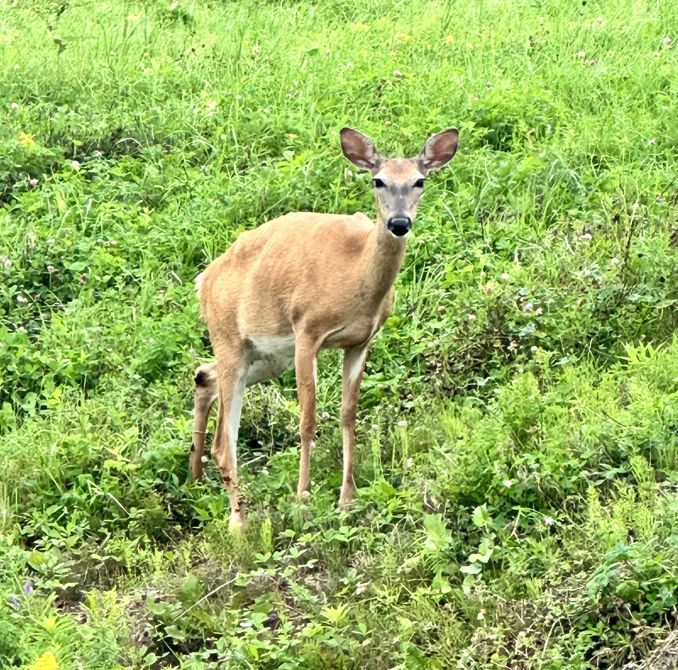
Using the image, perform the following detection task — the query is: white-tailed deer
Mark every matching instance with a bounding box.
[191,127,459,529]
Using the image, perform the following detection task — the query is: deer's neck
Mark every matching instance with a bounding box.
[358,215,407,308]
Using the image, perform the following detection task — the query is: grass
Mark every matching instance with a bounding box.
[1,0,677,668]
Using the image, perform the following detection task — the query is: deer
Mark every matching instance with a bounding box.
[190,126,459,530]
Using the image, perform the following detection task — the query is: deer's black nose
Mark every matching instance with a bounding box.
[387,216,411,237]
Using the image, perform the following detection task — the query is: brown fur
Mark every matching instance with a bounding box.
[190,127,458,530]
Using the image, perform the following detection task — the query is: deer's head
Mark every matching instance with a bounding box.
[340,127,459,237]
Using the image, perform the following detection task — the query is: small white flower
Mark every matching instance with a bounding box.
[28,178,38,187]
[10,102,19,110]
[610,257,620,265]
[393,69,402,78]
[662,36,672,47]
[16,295,28,303]
[530,345,538,353]
[261,467,269,476]
[503,479,513,488]
[47,265,55,273]
[647,138,657,145]
[346,62,353,69]
[535,307,543,315]
[13,64,20,70]
[321,411,329,420]
[468,313,477,322]
[500,272,510,281]
[576,50,586,59]
[371,423,379,431]
[397,419,408,428]
[580,232,592,241]
[71,160,81,170]
[355,582,369,595]
[1,256,11,268]
[406,457,414,469]
[477,610,485,621]
[523,302,534,312]
[201,455,209,463]
[544,516,555,526]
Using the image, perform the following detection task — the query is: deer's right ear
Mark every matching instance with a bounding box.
[340,128,382,173]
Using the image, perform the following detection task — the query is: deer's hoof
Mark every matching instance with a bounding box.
[229,512,247,534]
[338,487,356,509]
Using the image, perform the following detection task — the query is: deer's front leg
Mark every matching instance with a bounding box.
[339,344,369,507]
[212,359,247,530]
[295,337,319,500]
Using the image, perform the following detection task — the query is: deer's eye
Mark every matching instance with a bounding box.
[414,178,425,188]
[373,178,386,188]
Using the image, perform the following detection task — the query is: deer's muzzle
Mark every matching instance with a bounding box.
[387,216,412,237]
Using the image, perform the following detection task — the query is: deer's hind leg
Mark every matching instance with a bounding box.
[190,362,218,481]
[212,352,248,530]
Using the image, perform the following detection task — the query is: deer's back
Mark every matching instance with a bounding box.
[198,212,374,343]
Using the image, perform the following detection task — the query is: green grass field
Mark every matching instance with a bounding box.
[1,0,677,668]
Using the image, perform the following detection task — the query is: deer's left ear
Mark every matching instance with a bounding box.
[417,129,459,174]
